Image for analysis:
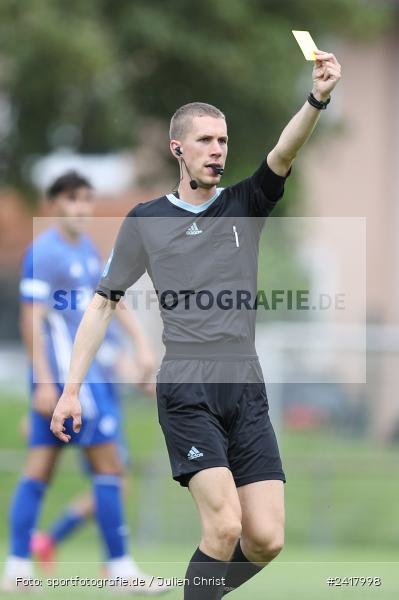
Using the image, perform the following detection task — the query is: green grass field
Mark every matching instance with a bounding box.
[0,389,398,599]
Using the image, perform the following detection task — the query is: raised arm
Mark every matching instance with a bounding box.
[50,293,116,442]
[267,50,341,176]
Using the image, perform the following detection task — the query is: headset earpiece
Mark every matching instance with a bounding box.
[174,145,199,190]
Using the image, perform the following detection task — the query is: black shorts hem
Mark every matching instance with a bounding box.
[234,471,286,488]
[173,461,231,488]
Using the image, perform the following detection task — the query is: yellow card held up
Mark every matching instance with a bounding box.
[292,30,318,61]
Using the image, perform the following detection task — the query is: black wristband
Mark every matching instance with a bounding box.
[307,92,331,110]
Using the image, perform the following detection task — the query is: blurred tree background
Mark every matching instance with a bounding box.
[0,0,395,200]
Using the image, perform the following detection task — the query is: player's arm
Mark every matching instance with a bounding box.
[267,50,341,176]
[114,301,156,387]
[50,293,116,442]
[20,302,59,417]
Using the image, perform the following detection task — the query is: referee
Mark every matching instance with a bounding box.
[51,50,341,598]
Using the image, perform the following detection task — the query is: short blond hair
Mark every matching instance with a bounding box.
[169,102,225,140]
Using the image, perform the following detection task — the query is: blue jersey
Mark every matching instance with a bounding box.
[20,227,121,387]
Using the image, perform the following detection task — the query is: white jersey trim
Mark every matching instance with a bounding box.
[166,188,224,214]
[20,278,50,301]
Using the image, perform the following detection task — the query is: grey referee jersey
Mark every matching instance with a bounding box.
[96,159,290,358]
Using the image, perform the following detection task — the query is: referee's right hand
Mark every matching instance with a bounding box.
[50,392,82,443]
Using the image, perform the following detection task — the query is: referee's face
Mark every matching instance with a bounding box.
[182,116,228,188]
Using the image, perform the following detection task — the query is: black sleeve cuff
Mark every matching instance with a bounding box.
[252,159,291,203]
[95,288,125,302]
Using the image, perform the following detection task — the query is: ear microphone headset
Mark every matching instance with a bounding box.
[174,146,224,190]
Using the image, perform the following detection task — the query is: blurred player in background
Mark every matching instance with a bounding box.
[2,171,168,594]
[30,319,139,573]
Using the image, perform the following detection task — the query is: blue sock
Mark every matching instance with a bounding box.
[93,475,128,560]
[48,509,86,544]
[9,477,47,558]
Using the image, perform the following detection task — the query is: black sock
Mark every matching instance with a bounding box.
[222,541,264,596]
[184,547,229,600]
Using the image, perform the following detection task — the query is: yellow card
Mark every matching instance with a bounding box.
[292,30,318,61]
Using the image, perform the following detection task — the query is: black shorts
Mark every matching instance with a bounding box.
[156,359,286,488]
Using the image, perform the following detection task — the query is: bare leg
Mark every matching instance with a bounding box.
[183,467,242,599]
[24,445,62,483]
[221,480,285,596]
[238,480,285,565]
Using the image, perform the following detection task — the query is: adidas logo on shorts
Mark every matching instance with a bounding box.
[186,222,202,236]
[187,446,204,460]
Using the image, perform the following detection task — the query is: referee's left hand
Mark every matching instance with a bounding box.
[50,392,82,443]
[312,51,341,100]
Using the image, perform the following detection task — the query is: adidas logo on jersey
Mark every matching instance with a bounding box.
[186,222,202,236]
[187,446,204,460]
